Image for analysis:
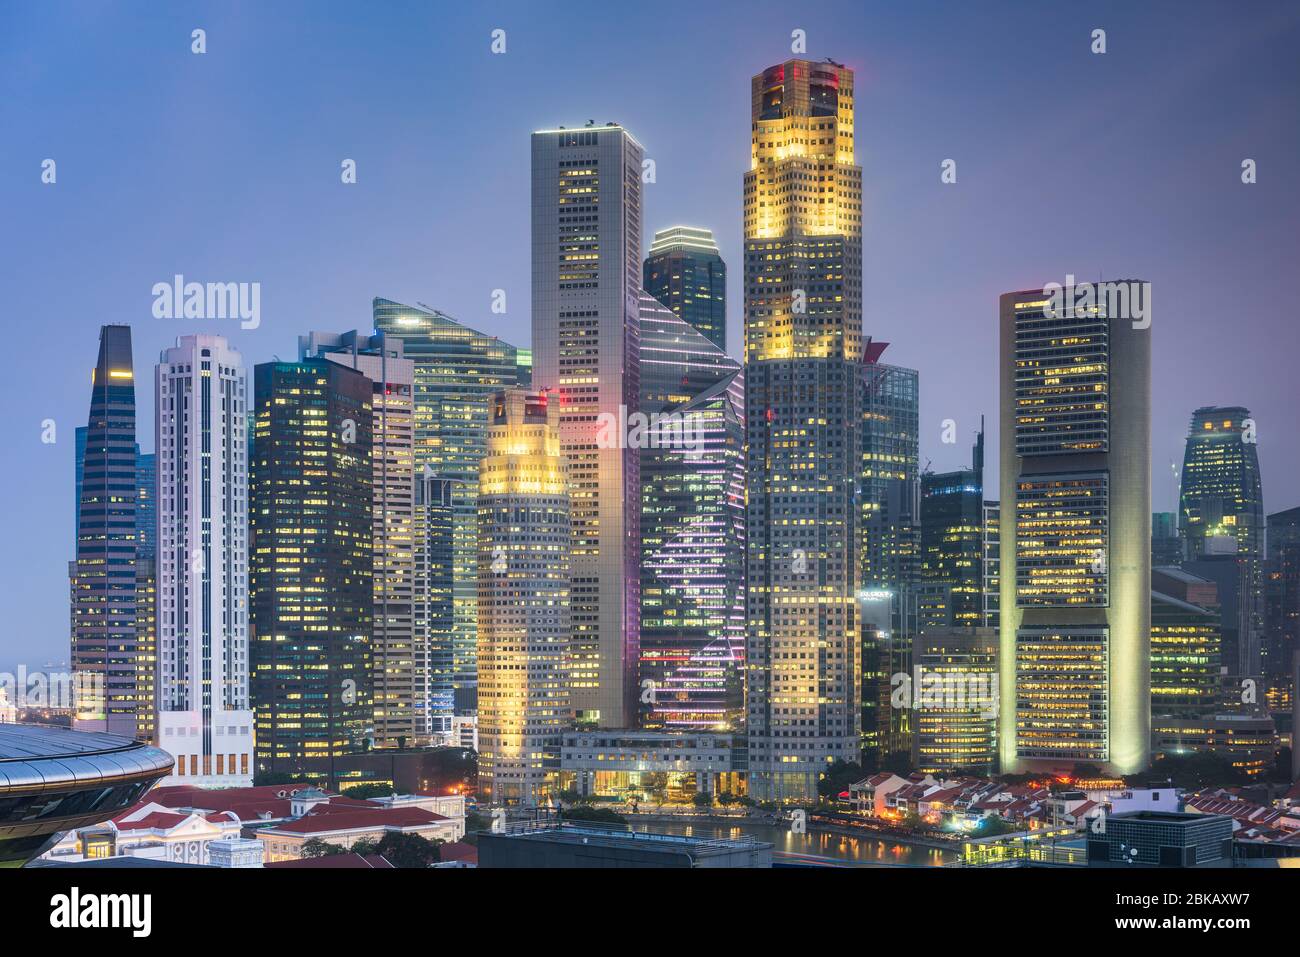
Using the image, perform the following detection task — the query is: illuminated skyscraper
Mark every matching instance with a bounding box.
[532,124,642,728]
[1265,507,1300,721]
[71,325,140,738]
[373,298,529,720]
[859,343,919,762]
[638,294,745,731]
[910,628,999,775]
[918,427,985,629]
[250,359,374,777]
[477,388,570,805]
[643,226,727,350]
[744,59,863,801]
[999,284,1151,775]
[156,335,254,786]
[1178,406,1264,676]
[299,331,420,747]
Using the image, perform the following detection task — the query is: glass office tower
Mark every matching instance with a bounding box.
[71,325,140,739]
[643,226,727,350]
[250,359,374,777]
[1178,406,1265,677]
[638,294,745,731]
[373,298,530,722]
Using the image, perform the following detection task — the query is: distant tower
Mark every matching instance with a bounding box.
[477,388,570,805]
[643,226,727,350]
[999,283,1151,775]
[71,325,140,738]
[1178,407,1265,677]
[156,335,254,786]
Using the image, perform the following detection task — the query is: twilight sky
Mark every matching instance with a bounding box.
[2,0,1298,670]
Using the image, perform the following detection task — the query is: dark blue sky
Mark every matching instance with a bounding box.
[3,0,1298,669]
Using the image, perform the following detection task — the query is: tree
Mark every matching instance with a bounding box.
[692,792,714,809]
[817,760,864,799]
[561,805,627,826]
[300,838,347,858]
[971,815,1015,838]
[341,783,396,800]
[254,771,306,787]
[373,832,442,868]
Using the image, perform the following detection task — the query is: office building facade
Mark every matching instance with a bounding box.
[998,284,1151,775]
[373,298,530,721]
[744,59,863,800]
[1178,406,1264,677]
[250,359,374,778]
[299,331,421,747]
[71,325,141,739]
[155,335,254,786]
[476,388,570,805]
[638,294,746,731]
[643,226,727,350]
[531,124,643,728]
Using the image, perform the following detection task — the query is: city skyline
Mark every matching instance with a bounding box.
[3,3,1299,676]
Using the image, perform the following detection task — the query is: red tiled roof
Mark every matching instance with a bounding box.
[266,854,396,869]
[439,842,477,864]
[113,811,190,831]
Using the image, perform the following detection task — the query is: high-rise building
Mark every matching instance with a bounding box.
[477,388,570,805]
[982,500,1001,629]
[1152,511,1182,566]
[250,359,374,779]
[373,298,530,721]
[71,325,140,738]
[1178,407,1264,677]
[859,343,920,762]
[643,226,727,350]
[910,627,999,775]
[1150,567,1221,723]
[638,294,746,731]
[155,335,254,787]
[918,428,986,629]
[744,59,863,801]
[136,451,157,561]
[415,471,456,741]
[299,331,420,747]
[999,283,1151,775]
[1264,507,1300,726]
[532,123,643,729]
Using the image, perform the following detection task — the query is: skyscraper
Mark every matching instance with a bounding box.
[415,471,456,740]
[71,325,140,738]
[156,335,254,787]
[135,449,158,744]
[859,342,920,762]
[1264,507,1300,722]
[532,123,643,729]
[999,283,1151,775]
[250,359,374,779]
[744,59,863,801]
[638,294,745,731]
[477,388,570,805]
[373,298,530,722]
[643,226,727,350]
[918,427,985,629]
[299,331,420,747]
[1178,406,1265,677]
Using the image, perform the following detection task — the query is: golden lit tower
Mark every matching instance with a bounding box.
[477,388,571,806]
[744,59,864,802]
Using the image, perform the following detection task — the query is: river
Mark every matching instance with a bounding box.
[628,818,957,867]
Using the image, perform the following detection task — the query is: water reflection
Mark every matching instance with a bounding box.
[630,819,956,867]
